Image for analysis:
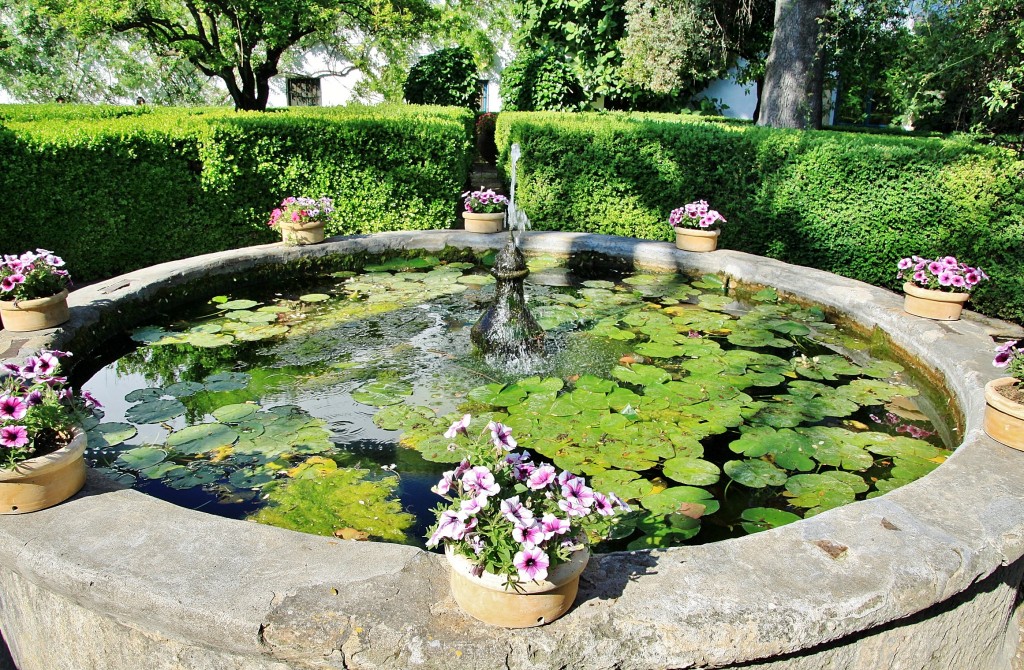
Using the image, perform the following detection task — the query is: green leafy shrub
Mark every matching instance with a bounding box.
[403,47,480,108]
[0,105,474,280]
[495,111,1024,323]
[500,50,586,112]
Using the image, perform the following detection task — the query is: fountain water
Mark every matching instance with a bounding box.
[470,144,544,357]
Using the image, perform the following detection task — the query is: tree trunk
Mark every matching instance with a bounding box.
[758,0,832,129]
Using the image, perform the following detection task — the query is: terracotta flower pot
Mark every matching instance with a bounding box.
[984,377,1024,451]
[0,429,86,514]
[0,288,70,332]
[463,212,505,234]
[902,282,970,321]
[279,220,325,245]
[446,547,589,628]
[674,227,720,252]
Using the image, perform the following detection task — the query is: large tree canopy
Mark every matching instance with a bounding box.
[40,0,432,110]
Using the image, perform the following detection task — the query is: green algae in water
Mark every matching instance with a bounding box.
[81,256,955,549]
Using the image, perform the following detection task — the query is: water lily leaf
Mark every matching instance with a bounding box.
[517,376,565,394]
[698,294,734,311]
[837,379,916,405]
[165,467,221,489]
[212,403,259,423]
[784,473,859,515]
[231,311,279,324]
[607,387,642,411]
[219,299,259,310]
[890,455,940,481]
[182,332,235,348]
[766,321,811,336]
[234,324,290,341]
[723,459,789,488]
[257,305,291,314]
[548,394,584,417]
[633,342,690,359]
[740,507,801,534]
[751,288,778,303]
[855,432,947,460]
[457,274,495,286]
[297,294,331,303]
[229,468,275,489]
[795,426,875,470]
[612,364,670,387]
[166,423,239,455]
[728,329,789,348]
[860,360,905,379]
[569,389,609,411]
[691,275,724,290]
[591,322,637,341]
[792,354,862,380]
[125,388,163,403]
[729,426,815,472]
[582,279,615,289]
[203,372,251,392]
[663,456,720,486]
[467,383,527,407]
[373,403,436,431]
[641,486,720,516]
[140,462,188,480]
[87,422,138,449]
[163,381,205,398]
[589,470,657,500]
[188,323,222,334]
[573,375,615,394]
[130,326,173,344]
[116,446,167,470]
[125,398,186,424]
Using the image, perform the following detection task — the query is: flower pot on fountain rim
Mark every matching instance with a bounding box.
[0,249,72,332]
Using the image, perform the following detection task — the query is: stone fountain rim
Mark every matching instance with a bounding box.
[1,229,1021,670]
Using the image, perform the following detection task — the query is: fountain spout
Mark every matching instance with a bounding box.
[470,233,544,357]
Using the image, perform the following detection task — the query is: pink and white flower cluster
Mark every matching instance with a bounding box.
[669,200,727,230]
[896,255,988,293]
[461,187,509,214]
[0,350,99,468]
[994,340,1023,381]
[267,196,334,229]
[0,249,71,302]
[426,414,628,585]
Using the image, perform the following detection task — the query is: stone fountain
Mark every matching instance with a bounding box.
[470,144,544,357]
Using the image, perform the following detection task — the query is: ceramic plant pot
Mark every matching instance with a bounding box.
[674,228,720,252]
[0,289,70,332]
[446,547,589,628]
[902,282,970,321]
[984,377,1024,451]
[0,429,86,514]
[279,220,326,245]
[463,212,505,234]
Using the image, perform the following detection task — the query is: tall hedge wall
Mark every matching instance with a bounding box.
[0,104,474,280]
[495,112,1024,324]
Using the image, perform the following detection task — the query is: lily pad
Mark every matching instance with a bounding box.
[115,446,166,470]
[723,459,789,488]
[299,294,331,303]
[203,372,251,392]
[641,486,720,516]
[212,403,260,423]
[728,426,815,472]
[163,381,205,398]
[740,507,801,534]
[125,398,186,424]
[219,299,260,310]
[662,456,720,486]
[166,423,239,455]
[87,422,138,449]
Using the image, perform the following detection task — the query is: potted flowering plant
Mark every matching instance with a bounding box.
[669,200,728,252]
[985,340,1024,451]
[268,196,334,245]
[896,255,988,320]
[0,350,99,513]
[0,249,72,331]
[461,187,508,234]
[426,414,628,627]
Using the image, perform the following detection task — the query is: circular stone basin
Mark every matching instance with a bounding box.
[1,231,1022,670]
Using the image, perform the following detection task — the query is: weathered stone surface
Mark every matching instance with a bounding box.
[0,231,1021,670]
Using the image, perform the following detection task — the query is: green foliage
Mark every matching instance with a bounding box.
[404,47,480,107]
[494,111,1024,323]
[618,0,730,95]
[0,104,474,281]
[500,50,586,112]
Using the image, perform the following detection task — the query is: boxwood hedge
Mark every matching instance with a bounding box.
[0,104,474,281]
[495,112,1024,324]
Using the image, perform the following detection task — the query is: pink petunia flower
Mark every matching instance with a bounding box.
[513,546,550,582]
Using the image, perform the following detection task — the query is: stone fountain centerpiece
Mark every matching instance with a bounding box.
[470,235,544,356]
[469,143,545,357]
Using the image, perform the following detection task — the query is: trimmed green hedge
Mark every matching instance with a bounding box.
[0,104,474,280]
[495,112,1024,323]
